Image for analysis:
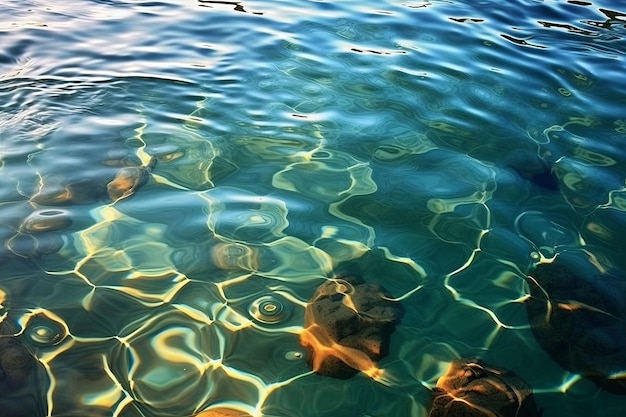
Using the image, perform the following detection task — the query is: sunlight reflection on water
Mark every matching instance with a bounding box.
[1,0,626,416]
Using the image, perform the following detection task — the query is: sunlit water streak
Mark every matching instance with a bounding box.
[1,0,626,416]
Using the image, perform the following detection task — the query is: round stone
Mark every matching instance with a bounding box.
[21,209,72,233]
[7,233,65,257]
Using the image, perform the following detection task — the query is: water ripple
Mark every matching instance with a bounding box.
[2,1,626,416]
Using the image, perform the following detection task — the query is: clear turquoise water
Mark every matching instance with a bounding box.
[1,0,626,416]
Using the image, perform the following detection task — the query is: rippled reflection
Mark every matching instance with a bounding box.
[2,0,626,416]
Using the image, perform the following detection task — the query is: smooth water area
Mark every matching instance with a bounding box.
[1,0,626,416]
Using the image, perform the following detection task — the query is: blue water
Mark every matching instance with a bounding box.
[1,0,626,416]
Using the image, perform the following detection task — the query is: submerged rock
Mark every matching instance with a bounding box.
[0,206,71,260]
[20,209,72,233]
[0,320,46,417]
[510,160,559,191]
[0,335,35,392]
[300,275,403,379]
[525,261,626,394]
[428,358,541,417]
[5,232,65,258]
[31,154,155,205]
[31,175,107,205]
[107,156,156,203]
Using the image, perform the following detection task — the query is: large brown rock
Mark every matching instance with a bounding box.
[300,275,402,379]
[428,358,541,417]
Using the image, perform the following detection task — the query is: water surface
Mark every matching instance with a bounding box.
[1,0,626,416]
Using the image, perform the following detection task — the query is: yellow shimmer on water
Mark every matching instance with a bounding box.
[299,323,385,382]
[194,408,252,417]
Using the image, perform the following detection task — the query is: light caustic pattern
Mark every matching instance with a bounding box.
[3,104,625,417]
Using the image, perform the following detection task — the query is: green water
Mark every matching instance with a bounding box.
[1,0,626,416]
